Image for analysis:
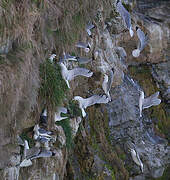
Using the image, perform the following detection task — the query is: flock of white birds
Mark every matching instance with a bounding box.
[19,0,161,172]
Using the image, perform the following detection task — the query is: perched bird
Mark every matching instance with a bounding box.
[116,0,134,37]
[33,124,52,140]
[19,140,33,167]
[55,107,68,122]
[73,95,109,117]
[86,22,95,38]
[139,91,161,117]
[77,57,92,64]
[132,27,148,57]
[60,52,78,62]
[49,54,56,63]
[102,70,114,101]
[75,42,91,53]
[59,62,93,88]
[39,109,47,126]
[130,148,144,173]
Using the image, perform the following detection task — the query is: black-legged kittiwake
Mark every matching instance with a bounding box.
[75,42,91,53]
[116,1,134,37]
[59,62,93,88]
[33,124,53,140]
[86,22,95,38]
[73,95,109,117]
[55,106,68,122]
[139,91,161,117]
[49,54,56,63]
[40,109,47,126]
[132,27,148,57]
[130,148,144,173]
[20,140,33,167]
[102,70,114,101]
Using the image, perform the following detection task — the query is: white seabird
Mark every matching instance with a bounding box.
[33,124,52,140]
[49,54,56,63]
[116,1,134,37]
[55,106,68,122]
[139,91,161,117]
[130,148,144,173]
[73,95,109,117]
[86,22,95,38]
[20,140,33,167]
[40,109,47,125]
[102,70,114,101]
[132,27,148,57]
[59,62,93,88]
[75,42,91,53]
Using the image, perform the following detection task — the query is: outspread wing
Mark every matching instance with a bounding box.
[77,57,92,64]
[68,68,93,81]
[26,147,40,159]
[86,23,95,30]
[137,29,148,51]
[107,70,114,92]
[143,92,161,109]
[75,42,88,48]
[85,95,109,108]
[117,2,131,29]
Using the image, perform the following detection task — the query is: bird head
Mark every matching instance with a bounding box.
[132,49,140,57]
[73,96,81,101]
[84,48,90,53]
[42,109,47,116]
[139,90,144,99]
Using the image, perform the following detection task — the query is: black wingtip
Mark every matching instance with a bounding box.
[136,26,139,31]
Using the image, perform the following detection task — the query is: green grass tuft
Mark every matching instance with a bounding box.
[55,118,73,149]
[67,100,82,118]
[39,60,68,108]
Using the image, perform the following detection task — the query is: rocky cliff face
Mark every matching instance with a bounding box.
[0,0,169,180]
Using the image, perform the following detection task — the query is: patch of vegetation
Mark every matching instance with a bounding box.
[105,163,116,180]
[20,128,35,148]
[39,60,68,108]
[55,118,73,149]
[122,2,132,13]
[67,100,82,118]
